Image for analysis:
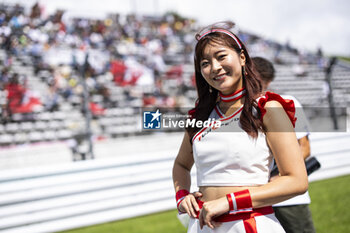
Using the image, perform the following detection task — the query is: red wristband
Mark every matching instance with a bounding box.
[176,189,189,209]
[235,189,252,210]
[226,192,234,210]
[226,189,252,211]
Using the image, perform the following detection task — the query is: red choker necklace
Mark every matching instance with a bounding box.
[219,88,246,102]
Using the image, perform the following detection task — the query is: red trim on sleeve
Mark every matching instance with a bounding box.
[257,92,296,128]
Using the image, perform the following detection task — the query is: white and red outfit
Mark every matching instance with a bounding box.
[187,91,296,233]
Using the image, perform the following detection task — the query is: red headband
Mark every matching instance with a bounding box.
[197,29,242,50]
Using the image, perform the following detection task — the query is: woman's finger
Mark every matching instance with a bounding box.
[191,196,200,212]
[181,200,190,216]
[179,201,187,215]
[198,209,205,229]
[212,221,222,228]
[193,191,203,198]
[207,219,214,229]
[187,197,197,217]
[204,212,214,229]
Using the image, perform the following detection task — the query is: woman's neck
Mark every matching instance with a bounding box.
[218,87,246,115]
[219,97,245,114]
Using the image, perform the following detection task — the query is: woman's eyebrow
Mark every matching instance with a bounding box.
[214,49,227,55]
[202,49,227,59]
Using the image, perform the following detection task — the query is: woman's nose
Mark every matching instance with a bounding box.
[211,59,222,73]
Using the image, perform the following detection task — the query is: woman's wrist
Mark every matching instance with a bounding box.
[176,189,190,212]
[220,196,230,212]
[226,189,252,211]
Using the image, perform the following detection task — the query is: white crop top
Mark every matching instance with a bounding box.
[192,105,273,186]
[191,92,296,187]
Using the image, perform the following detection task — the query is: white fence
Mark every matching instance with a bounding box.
[0,132,349,233]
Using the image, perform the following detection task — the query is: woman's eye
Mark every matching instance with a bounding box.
[201,61,209,67]
[218,54,226,60]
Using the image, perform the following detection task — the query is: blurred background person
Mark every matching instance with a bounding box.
[253,56,316,233]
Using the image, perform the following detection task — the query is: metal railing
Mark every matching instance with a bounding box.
[0,132,349,233]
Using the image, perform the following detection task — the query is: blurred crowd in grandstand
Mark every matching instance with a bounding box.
[0,2,347,156]
[0,2,200,120]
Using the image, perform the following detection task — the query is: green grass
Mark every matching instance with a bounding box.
[338,56,350,63]
[60,210,186,233]
[309,175,350,233]
[61,175,350,233]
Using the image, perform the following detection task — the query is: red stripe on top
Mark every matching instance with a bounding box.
[192,120,216,143]
[220,106,243,122]
[214,106,224,118]
[192,106,243,143]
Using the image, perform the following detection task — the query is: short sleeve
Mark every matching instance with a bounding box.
[257,92,297,128]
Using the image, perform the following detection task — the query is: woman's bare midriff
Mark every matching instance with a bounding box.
[199,186,261,202]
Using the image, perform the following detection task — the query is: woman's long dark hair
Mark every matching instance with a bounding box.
[187,27,263,140]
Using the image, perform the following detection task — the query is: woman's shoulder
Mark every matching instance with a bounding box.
[257,91,296,128]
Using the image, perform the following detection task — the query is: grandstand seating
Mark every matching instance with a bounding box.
[0,1,349,148]
[1,48,349,147]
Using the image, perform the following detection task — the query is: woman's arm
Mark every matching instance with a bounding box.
[199,100,308,229]
[250,100,308,207]
[172,131,202,218]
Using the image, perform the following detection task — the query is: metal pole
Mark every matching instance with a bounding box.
[325,57,338,130]
[81,53,94,159]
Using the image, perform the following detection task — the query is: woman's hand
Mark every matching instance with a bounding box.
[178,191,203,218]
[199,196,229,229]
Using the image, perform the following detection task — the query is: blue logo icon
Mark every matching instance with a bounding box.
[143,109,162,129]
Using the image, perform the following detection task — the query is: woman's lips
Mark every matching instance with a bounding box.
[213,74,227,81]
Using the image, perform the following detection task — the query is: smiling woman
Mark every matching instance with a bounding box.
[172,21,308,233]
[199,44,245,96]
[192,22,262,139]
